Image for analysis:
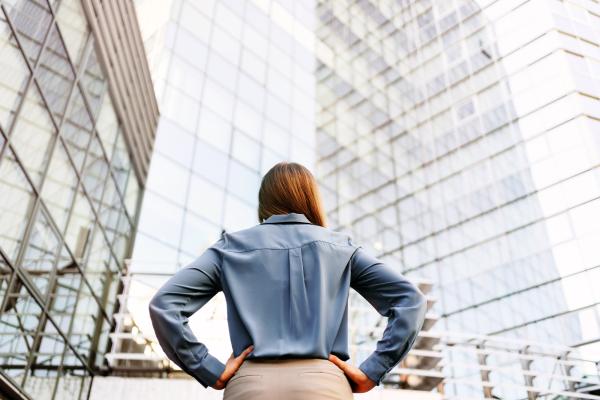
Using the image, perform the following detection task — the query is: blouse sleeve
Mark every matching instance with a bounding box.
[349,245,427,386]
[148,238,226,388]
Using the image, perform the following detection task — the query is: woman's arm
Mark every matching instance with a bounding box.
[148,238,226,388]
[349,245,428,386]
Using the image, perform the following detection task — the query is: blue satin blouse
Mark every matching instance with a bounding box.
[148,212,427,388]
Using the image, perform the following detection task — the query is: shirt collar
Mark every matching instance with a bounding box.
[261,212,313,225]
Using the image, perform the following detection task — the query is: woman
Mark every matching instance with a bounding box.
[148,161,427,399]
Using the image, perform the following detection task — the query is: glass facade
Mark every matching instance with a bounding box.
[107,0,600,398]
[128,0,317,361]
[315,0,600,397]
[0,1,145,399]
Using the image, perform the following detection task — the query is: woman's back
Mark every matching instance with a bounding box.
[148,212,427,390]
[220,212,358,361]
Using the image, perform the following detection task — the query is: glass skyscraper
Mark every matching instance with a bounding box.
[0,0,157,399]
[315,0,600,397]
[124,0,318,365]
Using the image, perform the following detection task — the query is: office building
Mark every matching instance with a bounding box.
[0,0,158,399]
[315,0,600,397]
[112,0,317,370]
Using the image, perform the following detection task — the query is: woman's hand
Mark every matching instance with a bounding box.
[211,345,254,390]
[328,354,377,393]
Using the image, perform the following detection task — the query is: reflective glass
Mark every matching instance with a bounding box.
[68,279,100,361]
[82,135,109,212]
[186,175,224,225]
[23,319,66,399]
[41,141,78,234]
[137,191,184,246]
[0,274,43,385]
[94,93,118,161]
[223,193,257,232]
[191,141,228,187]
[0,15,30,131]
[112,207,131,260]
[0,149,36,263]
[226,159,260,206]
[180,212,221,256]
[35,23,75,122]
[145,153,189,206]
[231,130,260,169]
[47,245,78,334]
[64,188,94,263]
[3,0,52,64]
[79,46,107,121]
[10,84,56,188]
[54,0,89,67]
[53,348,91,400]
[196,108,231,153]
[124,172,140,220]
[154,118,195,167]
[97,176,120,245]
[20,206,61,297]
[61,88,93,172]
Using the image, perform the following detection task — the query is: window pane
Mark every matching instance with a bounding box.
[3,0,52,64]
[146,153,189,206]
[113,207,131,261]
[48,245,77,333]
[80,44,107,121]
[223,193,257,232]
[10,84,56,188]
[0,149,36,262]
[231,130,260,169]
[54,349,91,400]
[36,23,75,122]
[0,274,43,386]
[95,93,118,161]
[196,108,231,153]
[187,175,224,225]
[20,207,61,297]
[136,192,183,248]
[61,88,93,172]
[68,279,100,362]
[227,160,260,206]
[54,0,89,67]
[64,188,95,263]
[124,172,140,220]
[111,133,131,196]
[154,118,195,167]
[98,176,120,245]
[24,321,63,398]
[0,15,30,131]
[41,142,78,234]
[180,212,220,256]
[192,141,228,187]
[82,135,109,212]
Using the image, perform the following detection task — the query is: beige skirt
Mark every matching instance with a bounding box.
[223,358,354,400]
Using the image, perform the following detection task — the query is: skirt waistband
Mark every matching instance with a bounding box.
[239,358,335,369]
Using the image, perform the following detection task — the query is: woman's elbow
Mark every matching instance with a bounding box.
[405,284,428,325]
[148,291,167,320]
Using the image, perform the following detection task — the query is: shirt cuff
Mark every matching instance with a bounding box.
[188,351,226,388]
[358,354,392,386]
